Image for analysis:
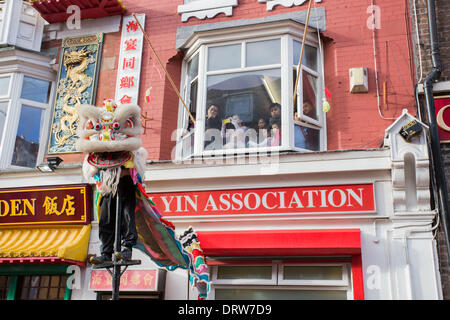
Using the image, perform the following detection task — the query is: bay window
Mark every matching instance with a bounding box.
[0,72,55,169]
[176,20,325,160]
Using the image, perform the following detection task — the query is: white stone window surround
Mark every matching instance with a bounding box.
[175,9,327,160]
[258,0,322,11]
[178,0,238,22]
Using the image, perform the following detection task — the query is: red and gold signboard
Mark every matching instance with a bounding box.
[0,184,92,226]
[90,269,158,291]
[148,184,376,217]
[435,96,450,143]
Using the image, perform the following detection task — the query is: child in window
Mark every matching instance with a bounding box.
[269,121,281,146]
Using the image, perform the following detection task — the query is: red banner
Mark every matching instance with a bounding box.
[90,269,158,291]
[148,184,375,217]
[435,96,450,142]
[0,184,91,226]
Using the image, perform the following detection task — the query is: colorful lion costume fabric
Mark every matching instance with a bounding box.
[76,99,209,299]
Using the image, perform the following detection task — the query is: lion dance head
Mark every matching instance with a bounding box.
[76,99,143,153]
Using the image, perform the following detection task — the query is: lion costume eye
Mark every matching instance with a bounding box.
[112,122,121,130]
[125,119,134,128]
[94,123,103,131]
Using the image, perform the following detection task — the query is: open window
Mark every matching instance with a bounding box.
[176,20,325,160]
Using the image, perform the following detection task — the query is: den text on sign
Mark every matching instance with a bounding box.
[148,184,376,217]
[0,185,92,226]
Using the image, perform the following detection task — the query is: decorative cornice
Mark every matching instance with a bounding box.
[178,0,238,22]
[258,0,322,11]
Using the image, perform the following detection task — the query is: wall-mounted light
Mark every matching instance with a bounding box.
[36,156,63,173]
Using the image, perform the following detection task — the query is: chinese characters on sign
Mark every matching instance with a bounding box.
[115,14,146,106]
[90,269,158,291]
[0,185,91,226]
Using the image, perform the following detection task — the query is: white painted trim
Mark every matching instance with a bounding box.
[265,0,322,11]
[178,0,238,22]
[43,15,122,41]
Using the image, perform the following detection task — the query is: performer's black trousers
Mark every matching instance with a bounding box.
[99,175,138,255]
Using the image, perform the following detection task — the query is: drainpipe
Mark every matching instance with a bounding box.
[423,0,450,258]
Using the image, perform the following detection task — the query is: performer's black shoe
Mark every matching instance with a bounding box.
[89,254,112,264]
[115,247,132,261]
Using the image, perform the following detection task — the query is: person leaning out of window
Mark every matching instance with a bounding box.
[294,100,316,150]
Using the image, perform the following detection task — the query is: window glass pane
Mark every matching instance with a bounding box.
[246,39,280,67]
[0,276,9,300]
[38,287,48,299]
[50,275,60,287]
[40,276,50,287]
[283,266,343,280]
[302,71,318,120]
[21,76,51,103]
[0,101,7,143]
[217,266,273,280]
[49,287,59,299]
[187,54,199,80]
[0,76,10,96]
[11,105,43,168]
[293,41,318,71]
[294,125,320,151]
[208,44,241,71]
[205,69,281,150]
[215,288,347,300]
[189,80,198,124]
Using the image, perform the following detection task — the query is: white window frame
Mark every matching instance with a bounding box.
[209,262,353,300]
[176,21,326,161]
[291,38,326,152]
[0,73,55,169]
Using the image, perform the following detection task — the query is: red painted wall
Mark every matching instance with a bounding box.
[51,0,417,163]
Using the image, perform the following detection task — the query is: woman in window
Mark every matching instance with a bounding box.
[205,104,222,149]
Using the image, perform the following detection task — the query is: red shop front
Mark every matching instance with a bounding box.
[148,183,372,300]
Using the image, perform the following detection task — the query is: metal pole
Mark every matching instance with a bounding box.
[132,14,196,126]
[292,0,313,110]
[112,193,121,300]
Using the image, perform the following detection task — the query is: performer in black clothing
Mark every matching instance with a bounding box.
[98,173,137,261]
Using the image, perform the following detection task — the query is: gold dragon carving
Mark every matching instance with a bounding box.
[53,47,93,148]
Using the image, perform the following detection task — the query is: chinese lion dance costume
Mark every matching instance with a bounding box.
[76,99,209,299]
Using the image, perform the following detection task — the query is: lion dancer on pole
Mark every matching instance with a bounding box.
[76,99,210,299]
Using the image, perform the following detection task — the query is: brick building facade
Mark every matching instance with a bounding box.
[0,0,445,299]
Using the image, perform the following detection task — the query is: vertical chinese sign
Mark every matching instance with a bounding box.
[115,14,146,106]
[48,33,103,154]
[435,96,450,143]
